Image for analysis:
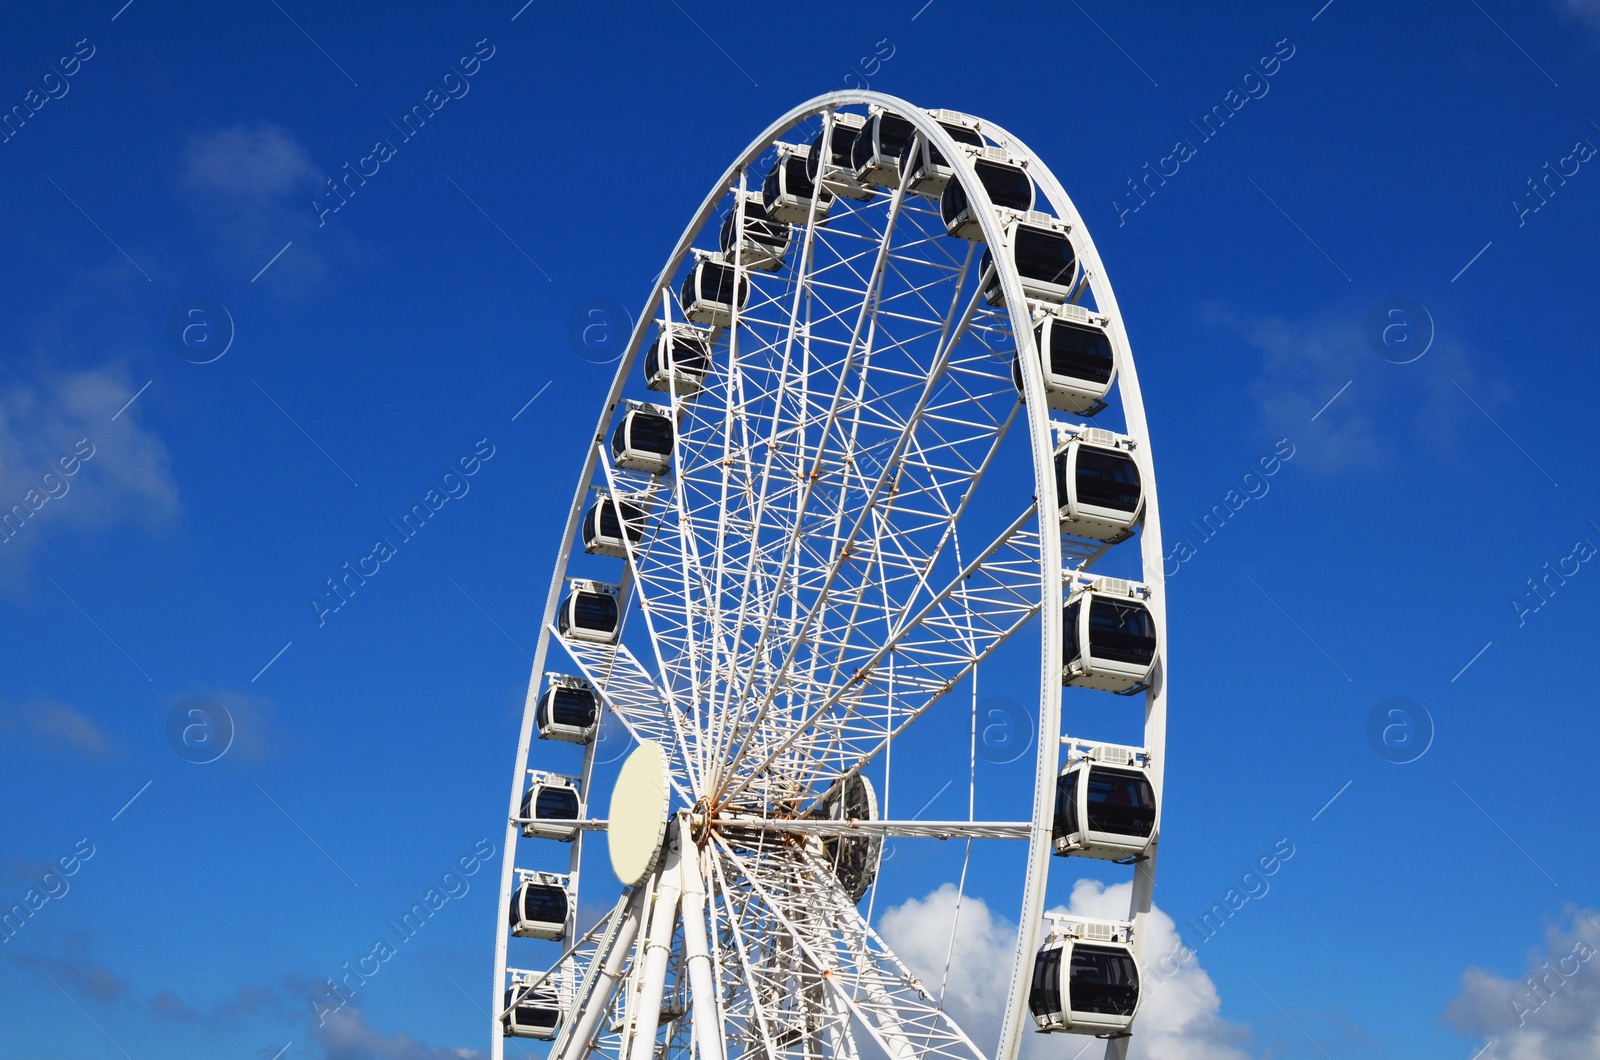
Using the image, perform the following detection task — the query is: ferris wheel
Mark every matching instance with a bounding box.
[491,91,1169,1060]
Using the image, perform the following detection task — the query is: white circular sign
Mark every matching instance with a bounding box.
[608,740,671,885]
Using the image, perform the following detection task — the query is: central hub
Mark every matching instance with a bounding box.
[607,740,672,886]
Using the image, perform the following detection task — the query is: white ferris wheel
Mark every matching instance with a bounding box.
[492,91,1169,1060]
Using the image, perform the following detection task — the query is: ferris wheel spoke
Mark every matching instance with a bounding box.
[721,503,1042,800]
[712,228,999,796]
[716,836,990,1060]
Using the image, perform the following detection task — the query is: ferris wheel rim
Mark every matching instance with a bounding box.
[491,91,1169,1060]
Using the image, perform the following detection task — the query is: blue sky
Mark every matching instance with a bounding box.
[3,0,1599,1057]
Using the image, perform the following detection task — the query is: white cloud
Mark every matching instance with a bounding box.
[1442,908,1600,1060]
[877,881,1252,1060]
[1552,0,1600,34]
[0,365,178,586]
[311,1004,485,1060]
[183,122,319,206]
[20,699,113,757]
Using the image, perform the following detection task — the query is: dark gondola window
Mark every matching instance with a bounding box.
[1013,227,1077,288]
[613,413,673,462]
[1054,769,1080,839]
[594,499,645,545]
[901,122,982,172]
[1063,600,1081,662]
[534,786,579,821]
[1066,449,1141,513]
[978,160,1034,211]
[719,204,791,255]
[1028,946,1063,1020]
[1043,320,1114,386]
[1087,598,1156,666]
[680,262,747,312]
[573,593,618,633]
[505,987,561,1033]
[644,334,710,386]
[510,884,568,929]
[1068,944,1139,1016]
[765,156,819,203]
[852,113,915,172]
[807,125,861,181]
[1084,767,1155,837]
[544,687,597,729]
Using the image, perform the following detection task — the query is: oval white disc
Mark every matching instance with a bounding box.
[607,740,670,886]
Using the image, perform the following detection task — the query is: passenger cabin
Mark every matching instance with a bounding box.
[899,111,984,198]
[537,675,599,743]
[1012,304,1115,415]
[1053,427,1143,542]
[981,214,1080,306]
[851,109,916,188]
[1052,743,1157,861]
[719,191,792,271]
[763,143,834,224]
[807,112,870,200]
[611,403,674,475]
[509,872,570,940]
[1029,919,1140,1036]
[680,254,749,328]
[817,773,882,903]
[582,494,647,559]
[1062,579,1157,693]
[521,771,582,841]
[645,324,712,395]
[502,979,564,1040]
[558,580,620,645]
[941,148,1035,239]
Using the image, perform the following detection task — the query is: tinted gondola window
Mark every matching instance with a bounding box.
[1063,600,1082,661]
[1068,944,1139,1015]
[977,160,1034,211]
[1013,227,1077,288]
[573,593,618,633]
[549,688,596,728]
[719,206,790,255]
[1054,769,1081,838]
[808,125,860,180]
[1084,767,1156,837]
[1087,599,1156,666]
[511,884,568,928]
[1073,449,1141,512]
[628,414,674,456]
[535,787,579,821]
[1044,320,1113,385]
[1028,946,1063,1019]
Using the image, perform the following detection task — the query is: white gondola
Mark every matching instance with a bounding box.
[850,107,916,188]
[1028,917,1140,1036]
[680,252,749,328]
[502,975,565,1040]
[807,112,870,200]
[899,109,984,198]
[817,773,882,903]
[1053,425,1143,542]
[1052,742,1156,862]
[941,146,1035,239]
[509,871,570,940]
[557,580,620,645]
[536,675,598,743]
[610,402,674,475]
[1013,302,1115,416]
[582,493,647,559]
[645,323,713,395]
[981,212,1080,306]
[719,190,792,272]
[521,771,582,840]
[762,142,834,224]
[1062,578,1157,693]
